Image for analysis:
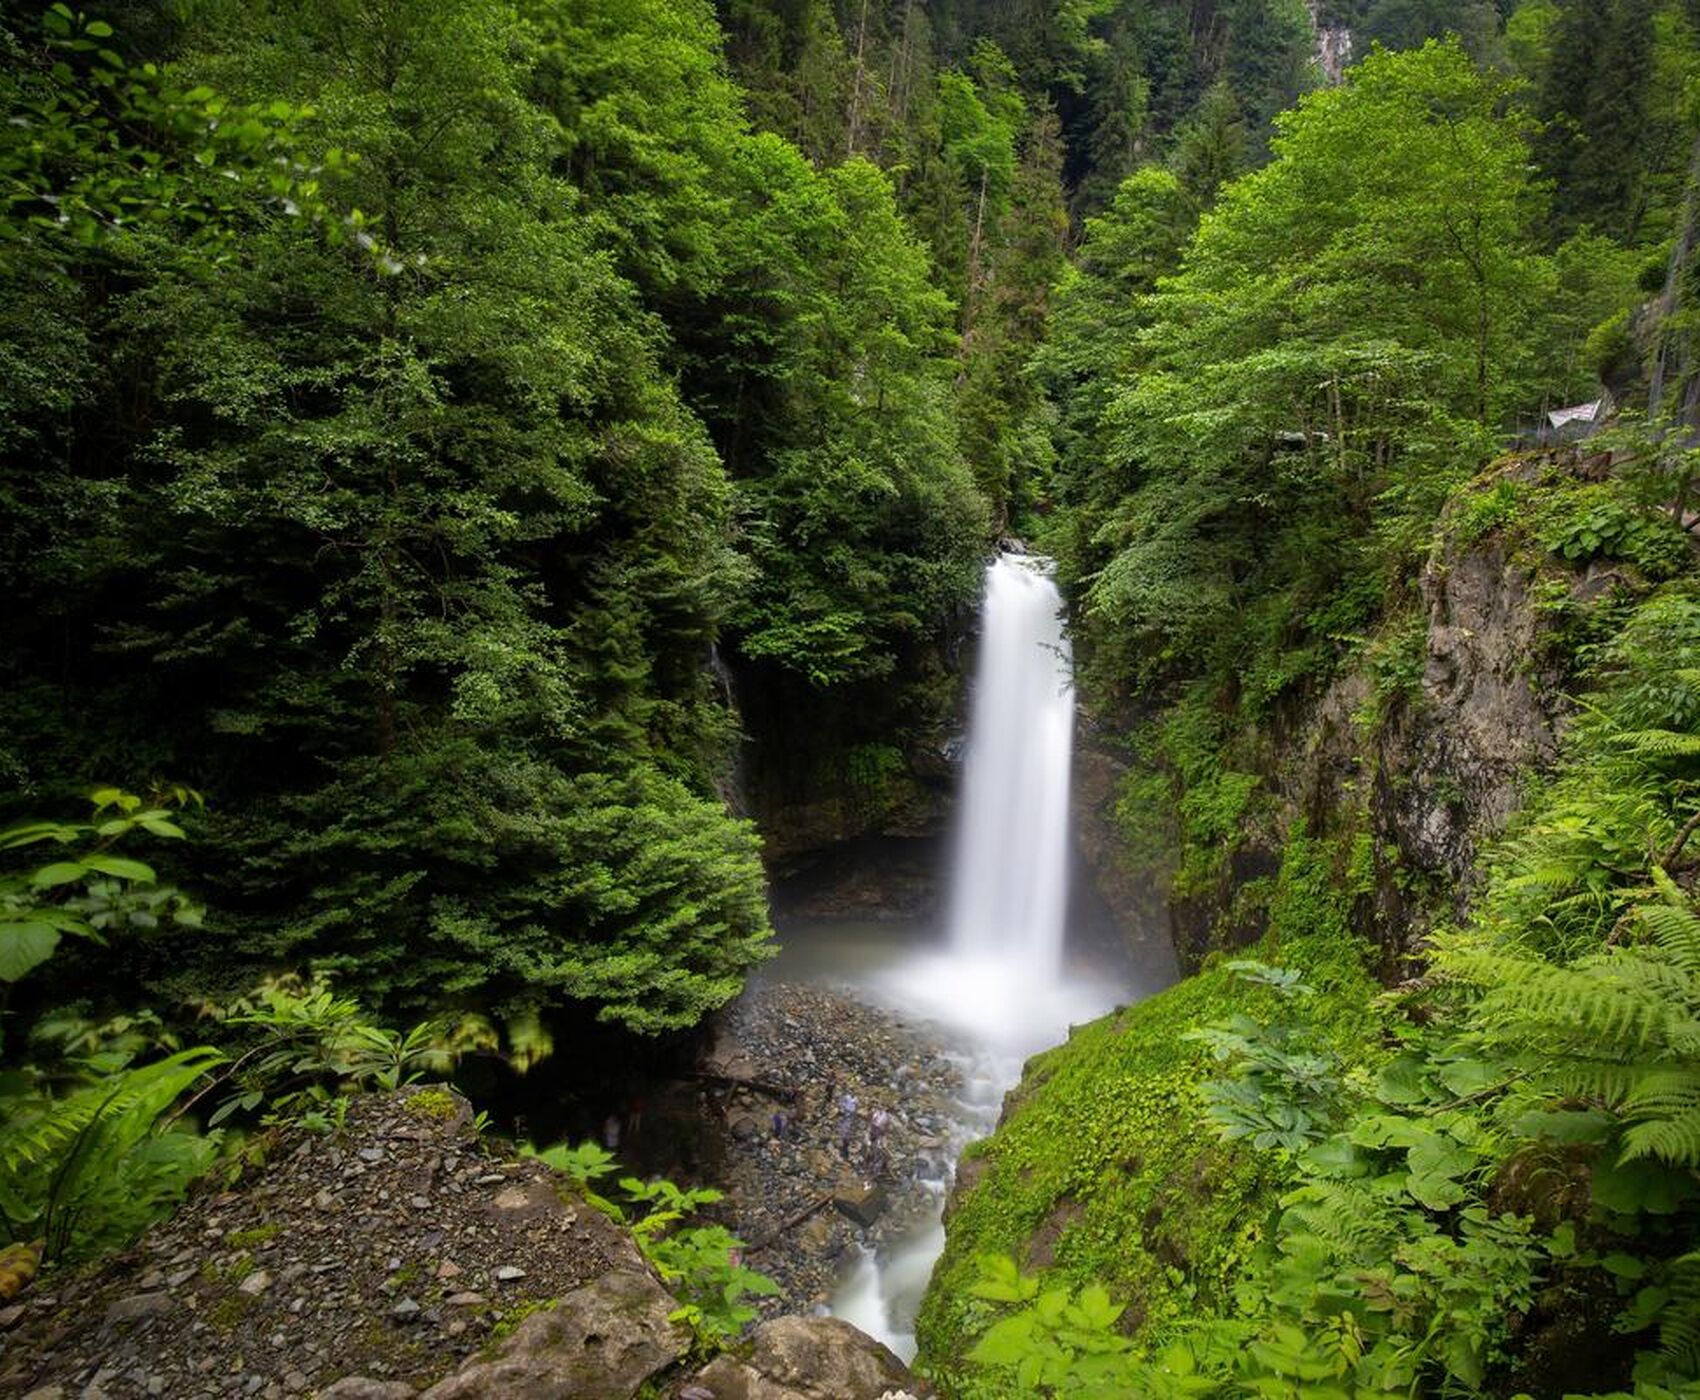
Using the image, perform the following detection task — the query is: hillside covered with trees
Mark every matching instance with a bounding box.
[7,1,1700,1396]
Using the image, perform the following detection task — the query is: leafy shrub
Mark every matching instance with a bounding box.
[195,974,488,1133]
[1446,477,1524,550]
[524,1140,779,1348]
[1538,486,1689,578]
[0,786,203,996]
[0,1046,224,1261]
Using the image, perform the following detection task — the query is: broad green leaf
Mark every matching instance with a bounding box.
[30,861,87,888]
[82,857,157,882]
[1435,1058,1500,1098]
[967,1311,1037,1366]
[0,921,60,981]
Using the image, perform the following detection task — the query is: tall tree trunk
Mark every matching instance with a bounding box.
[846,0,871,157]
[964,165,989,338]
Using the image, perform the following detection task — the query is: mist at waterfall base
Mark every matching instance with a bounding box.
[762,554,1176,1359]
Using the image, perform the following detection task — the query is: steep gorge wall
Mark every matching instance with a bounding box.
[1075,456,1609,977]
[731,616,974,920]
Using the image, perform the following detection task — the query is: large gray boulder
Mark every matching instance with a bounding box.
[418,1270,688,1399]
[687,1315,914,1399]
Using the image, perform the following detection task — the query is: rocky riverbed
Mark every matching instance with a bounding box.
[0,981,970,1397]
[0,1087,644,1398]
[701,979,965,1316]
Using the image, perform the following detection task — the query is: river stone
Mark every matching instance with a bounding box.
[104,1292,173,1325]
[419,1270,687,1399]
[687,1316,914,1400]
[830,1181,887,1226]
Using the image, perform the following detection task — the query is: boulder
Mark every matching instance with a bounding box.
[688,1315,915,1400]
[319,1382,418,1400]
[830,1181,887,1227]
[419,1270,687,1399]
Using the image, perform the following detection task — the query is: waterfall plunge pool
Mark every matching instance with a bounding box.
[756,911,1177,1360]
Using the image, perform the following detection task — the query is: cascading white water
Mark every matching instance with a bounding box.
[947,554,1075,973]
[826,551,1132,1359]
[743,551,1175,1361]
[877,553,1090,1048]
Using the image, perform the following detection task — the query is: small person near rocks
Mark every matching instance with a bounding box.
[866,1106,890,1174]
[835,1092,859,1159]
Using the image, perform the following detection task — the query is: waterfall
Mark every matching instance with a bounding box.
[807,550,1160,1362]
[947,554,1074,976]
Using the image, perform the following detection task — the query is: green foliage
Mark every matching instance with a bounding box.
[0,787,202,995]
[1065,42,1550,726]
[939,581,1700,1396]
[1537,482,1692,578]
[1190,962,1341,1150]
[0,1044,223,1262]
[964,1254,1143,1396]
[1532,0,1700,244]
[525,1141,780,1348]
[917,832,1381,1389]
[1,0,791,1035]
[623,1173,781,1345]
[0,3,368,260]
[196,974,485,1132]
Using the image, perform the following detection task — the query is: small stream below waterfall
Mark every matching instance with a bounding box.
[754,914,1172,1358]
[755,555,1178,1360]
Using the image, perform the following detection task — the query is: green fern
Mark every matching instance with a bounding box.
[1622,728,1700,763]
[0,1046,224,1260]
[1279,1180,1405,1259]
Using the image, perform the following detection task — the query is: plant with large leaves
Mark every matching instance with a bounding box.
[0,787,202,998]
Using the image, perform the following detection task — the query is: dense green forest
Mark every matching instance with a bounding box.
[8,0,1700,1394]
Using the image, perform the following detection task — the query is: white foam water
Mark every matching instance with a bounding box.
[818,554,1133,1360]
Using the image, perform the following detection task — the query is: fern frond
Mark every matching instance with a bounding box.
[1638,902,1700,979]
[1620,1068,1700,1122]
[1551,1061,1639,1105]
[1660,1253,1700,1368]
[1623,728,1700,763]
[1,1048,223,1258]
[1279,1181,1402,1261]
[1621,1105,1700,1167]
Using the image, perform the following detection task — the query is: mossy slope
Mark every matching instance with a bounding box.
[916,832,1384,1386]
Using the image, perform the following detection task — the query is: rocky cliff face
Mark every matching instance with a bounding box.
[730,630,968,892]
[1074,457,1607,976]
[2,1087,922,1400]
[1070,724,1178,964]
[1304,1,1354,84]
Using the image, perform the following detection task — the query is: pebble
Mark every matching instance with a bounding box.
[492,1266,526,1283]
[238,1269,273,1296]
[105,1294,173,1325]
